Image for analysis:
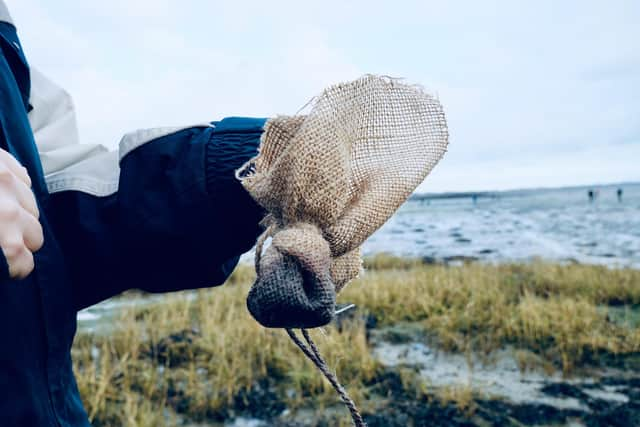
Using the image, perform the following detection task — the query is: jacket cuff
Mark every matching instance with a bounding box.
[205,117,267,257]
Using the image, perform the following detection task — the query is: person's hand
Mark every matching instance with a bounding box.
[0,148,43,279]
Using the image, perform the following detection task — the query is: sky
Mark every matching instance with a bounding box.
[5,0,640,193]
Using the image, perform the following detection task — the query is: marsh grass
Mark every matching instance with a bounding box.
[74,271,379,426]
[73,256,640,425]
[343,255,640,370]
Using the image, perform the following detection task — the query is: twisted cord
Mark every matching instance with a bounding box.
[286,329,366,427]
[258,222,365,425]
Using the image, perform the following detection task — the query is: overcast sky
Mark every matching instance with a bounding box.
[6,0,640,192]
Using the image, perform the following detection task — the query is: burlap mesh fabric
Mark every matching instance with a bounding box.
[238,75,448,329]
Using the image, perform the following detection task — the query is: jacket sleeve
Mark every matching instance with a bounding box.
[29,73,266,311]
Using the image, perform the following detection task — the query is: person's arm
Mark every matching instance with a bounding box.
[30,72,266,311]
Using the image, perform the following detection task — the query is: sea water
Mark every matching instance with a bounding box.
[364,183,640,268]
[79,183,639,328]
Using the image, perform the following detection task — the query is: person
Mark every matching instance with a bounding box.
[0,3,267,425]
[617,187,623,202]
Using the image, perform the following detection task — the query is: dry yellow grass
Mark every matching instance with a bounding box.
[72,256,640,425]
[343,256,640,370]
[73,270,379,426]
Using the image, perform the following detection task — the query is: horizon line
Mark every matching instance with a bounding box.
[415,180,639,197]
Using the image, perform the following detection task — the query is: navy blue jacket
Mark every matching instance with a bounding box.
[0,18,265,426]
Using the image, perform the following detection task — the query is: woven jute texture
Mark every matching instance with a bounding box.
[238,75,448,329]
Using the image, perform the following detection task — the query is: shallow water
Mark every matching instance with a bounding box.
[80,183,640,328]
[372,341,629,411]
[364,183,640,268]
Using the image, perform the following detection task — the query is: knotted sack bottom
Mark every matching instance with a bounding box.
[247,223,338,329]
